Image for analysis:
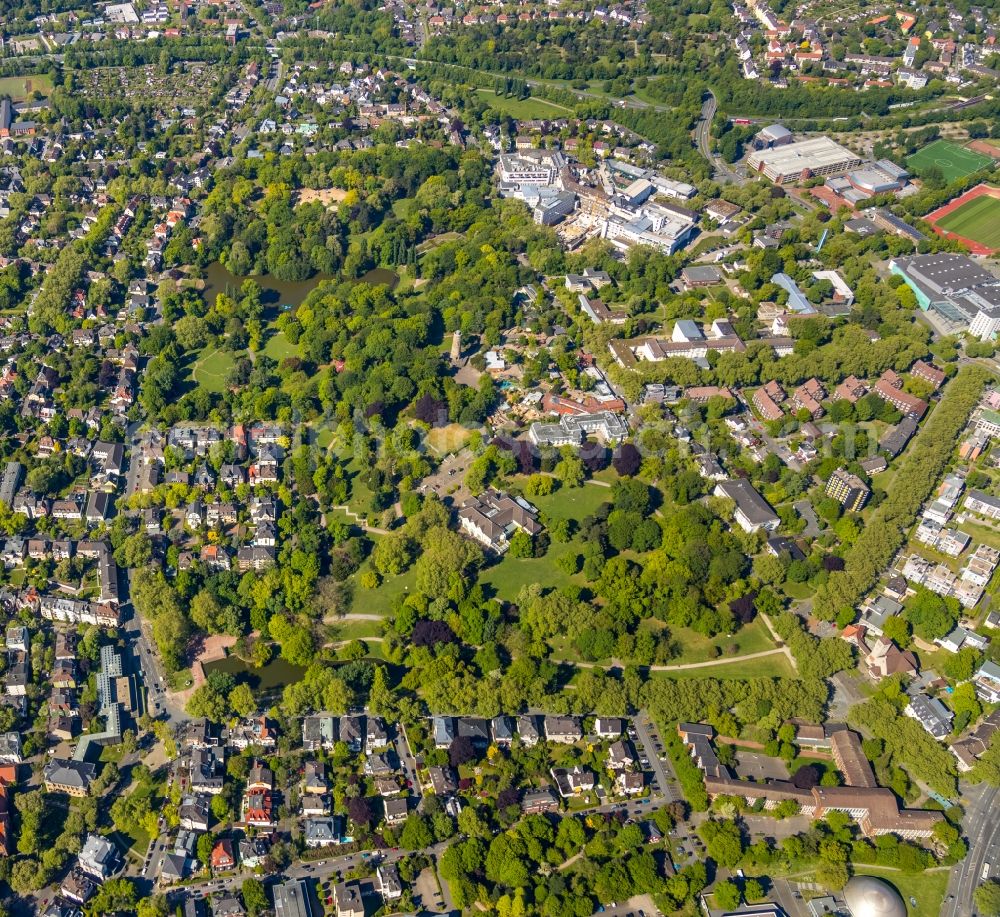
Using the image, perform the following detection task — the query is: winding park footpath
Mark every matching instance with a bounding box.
[558,613,797,673]
[564,646,793,672]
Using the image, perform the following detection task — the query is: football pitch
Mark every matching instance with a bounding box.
[935,193,1000,251]
[906,139,993,183]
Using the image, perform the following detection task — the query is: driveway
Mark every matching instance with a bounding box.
[794,500,822,537]
[395,724,422,809]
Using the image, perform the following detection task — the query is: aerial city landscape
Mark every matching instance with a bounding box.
[3,0,1000,915]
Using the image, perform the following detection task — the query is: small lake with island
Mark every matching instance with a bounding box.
[199,263,400,310]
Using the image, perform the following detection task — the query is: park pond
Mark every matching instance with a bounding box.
[200,262,399,310]
[202,653,306,693]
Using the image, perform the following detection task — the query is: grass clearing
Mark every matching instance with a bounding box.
[783,581,815,600]
[553,617,779,667]
[665,618,777,665]
[263,330,296,362]
[481,540,583,600]
[935,192,1000,250]
[352,560,417,616]
[0,74,53,100]
[426,424,473,456]
[907,139,992,182]
[417,231,463,253]
[475,89,573,118]
[523,480,612,522]
[328,618,385,641]
[345,456,375,515]
[957,518,1000,553]
[190,346,236,393]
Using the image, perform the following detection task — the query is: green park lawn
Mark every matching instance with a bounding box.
[665,617,777,665]
[523,480,613,522]
[480,539,583,600]
[263,329,297,362]
[783,581,814,600]
[327,617,386,641]
[345,457,376,515]
[426,424,473,456]
[190,345,236,393]
[353,558,417,616]
[475,89,573,118]
[553,617,780,669]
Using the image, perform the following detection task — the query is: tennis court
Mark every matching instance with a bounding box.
[906,139,993,183]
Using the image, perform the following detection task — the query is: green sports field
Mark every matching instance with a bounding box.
[935,193,1000,250]
[0,74,52,101]
[907,139,993,183]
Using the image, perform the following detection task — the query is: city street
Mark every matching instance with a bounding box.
[947,783,1000,917]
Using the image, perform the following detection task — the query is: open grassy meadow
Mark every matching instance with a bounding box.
[190,346,236,393]
[476,89,573,119]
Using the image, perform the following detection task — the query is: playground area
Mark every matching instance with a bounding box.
[926,183,1000,254]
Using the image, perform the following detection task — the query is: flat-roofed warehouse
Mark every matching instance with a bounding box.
[746,136,865,184]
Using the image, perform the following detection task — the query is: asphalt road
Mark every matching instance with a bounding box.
[694,91,741,184]
[948,783,1000,917]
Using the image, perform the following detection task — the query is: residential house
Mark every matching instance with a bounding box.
[864,638,918,681]
[78,834,119,878]
[551,765,595,797]
[304,817,341,847]
[517,715,541,746]
[210,839,235,872]
[544,716,582,744]
[377,863,403,900]
[334,882,365,917]
[384,797,408,825]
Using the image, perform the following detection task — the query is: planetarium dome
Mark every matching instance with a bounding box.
[843,876,906,917]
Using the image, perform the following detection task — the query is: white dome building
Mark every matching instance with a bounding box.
[844,876,906,917]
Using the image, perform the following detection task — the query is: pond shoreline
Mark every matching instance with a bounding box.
[197,263,399,311]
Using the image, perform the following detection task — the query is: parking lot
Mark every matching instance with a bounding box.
[632,711,681,803]
[419,448,474,503]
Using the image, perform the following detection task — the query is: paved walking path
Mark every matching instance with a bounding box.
[561,646,790,672]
